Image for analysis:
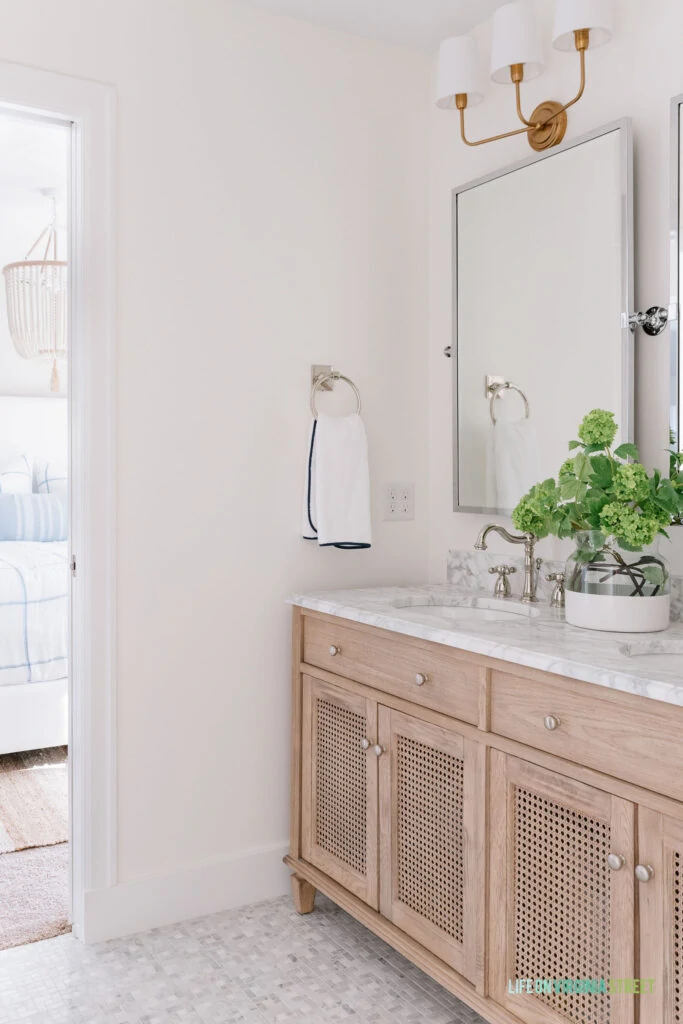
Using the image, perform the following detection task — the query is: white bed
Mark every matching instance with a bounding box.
[0,541,68,755]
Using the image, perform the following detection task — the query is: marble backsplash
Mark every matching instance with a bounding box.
[446,548,683,620]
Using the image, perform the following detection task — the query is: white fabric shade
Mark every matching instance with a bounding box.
[553,0,613,50]
[436,36,485,108]
[490,0,544,84]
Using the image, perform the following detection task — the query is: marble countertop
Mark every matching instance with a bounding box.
[289,584,683,708]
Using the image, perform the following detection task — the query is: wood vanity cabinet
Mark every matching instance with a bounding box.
[488,752,636,1024]
[287,607,683,1024]
[300,671,484,980]
[638,806,683,1022]
[301,675,379,909]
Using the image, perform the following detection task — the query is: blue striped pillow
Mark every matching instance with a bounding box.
[0,494,67,542]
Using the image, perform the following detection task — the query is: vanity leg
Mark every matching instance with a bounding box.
[291,874,316,914]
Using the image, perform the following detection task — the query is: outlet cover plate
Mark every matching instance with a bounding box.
[384,482,415,521]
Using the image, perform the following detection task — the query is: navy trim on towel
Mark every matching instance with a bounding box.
[306,419,318,537]
[320,542,371,549]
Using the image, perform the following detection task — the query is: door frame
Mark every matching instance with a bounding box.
[0,59,117,941]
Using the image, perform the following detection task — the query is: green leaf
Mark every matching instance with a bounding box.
[559,479,587,502]
[614,442,640,461]
[656,479,681,513]
[571,548,597,564]
[641,564,666,586]
[572,452,594,484]
[584,444,609,455]
[589,455,613,488]
[568,440,582,451]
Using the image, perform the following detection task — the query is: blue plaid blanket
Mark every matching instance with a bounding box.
[0,542,68,685]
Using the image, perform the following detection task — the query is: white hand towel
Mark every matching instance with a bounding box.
[303,412,372,549]
[492,418,540,511]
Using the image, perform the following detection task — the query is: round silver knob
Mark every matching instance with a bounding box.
[361,737,370,751]
[607,853,625,871]
[635,864,655,883]
[329,645,341,657]
[415,673,429,686]
[544,715,561,731]
[373,744,385,757]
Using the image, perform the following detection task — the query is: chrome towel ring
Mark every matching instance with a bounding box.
[489,382,530,425]
[310,371,362,418]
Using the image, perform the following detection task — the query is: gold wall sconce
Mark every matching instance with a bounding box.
[436,0,613,152]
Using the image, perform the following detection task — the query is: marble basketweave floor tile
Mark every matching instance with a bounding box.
[0,894,486,1024]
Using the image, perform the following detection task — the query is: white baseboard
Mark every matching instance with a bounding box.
[80,840,290,944]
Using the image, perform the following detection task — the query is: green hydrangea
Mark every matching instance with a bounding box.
[578,409,618,448]
[511,407,683,552]
[511,496,547,536]
[613,462,649,502]
[641,500,671,529]
[599,502,660,548]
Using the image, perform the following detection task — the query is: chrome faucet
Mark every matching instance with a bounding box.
[474,524,540,603]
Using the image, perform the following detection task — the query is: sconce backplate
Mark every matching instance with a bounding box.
[528,102,568,152]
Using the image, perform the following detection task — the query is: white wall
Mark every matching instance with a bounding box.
[0,396,67,467]
[428,0,683,575]
[0,0,430,925]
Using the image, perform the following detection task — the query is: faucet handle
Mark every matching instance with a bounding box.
[545,571,566,608]
[488,564,516,598]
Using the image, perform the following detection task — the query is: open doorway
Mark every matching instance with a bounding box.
[0,111,71,950]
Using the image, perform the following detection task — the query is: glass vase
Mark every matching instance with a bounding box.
[564,530,670,633]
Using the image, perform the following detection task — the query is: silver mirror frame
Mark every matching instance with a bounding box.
[670,95,683,451]
[451,118,634,515]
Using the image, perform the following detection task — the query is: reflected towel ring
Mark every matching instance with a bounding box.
[490,383,530,425]
[311,372,362,418]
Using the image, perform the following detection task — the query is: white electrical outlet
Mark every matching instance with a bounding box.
[384,482,415,521]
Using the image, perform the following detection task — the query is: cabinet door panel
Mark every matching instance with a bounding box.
[301,675,378,908]
[490,751,635,1024]
[378,706,484,985]
[638,806,683,1022]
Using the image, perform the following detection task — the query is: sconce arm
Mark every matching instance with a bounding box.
[553,46,587,117]
[459,106,533,148]
[514,47,586,130]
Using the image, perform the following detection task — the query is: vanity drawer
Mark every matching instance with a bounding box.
[490,670,683,800]
[302,614,480,724]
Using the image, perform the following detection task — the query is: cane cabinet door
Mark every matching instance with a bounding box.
[638,806,683,1022]
[301,674,379,908]
[489,751,636,1024]
[377,706,485,986]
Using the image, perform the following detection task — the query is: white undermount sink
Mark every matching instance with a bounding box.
[389,596,540,624]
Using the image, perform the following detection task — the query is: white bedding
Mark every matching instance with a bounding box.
[0,541,68,686]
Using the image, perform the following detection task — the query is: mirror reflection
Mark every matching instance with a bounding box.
[453,122,633,513]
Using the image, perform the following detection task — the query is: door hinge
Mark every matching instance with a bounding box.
[71,555,77,578]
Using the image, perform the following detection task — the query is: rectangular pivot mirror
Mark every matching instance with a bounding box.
[452,120,634,514]
[671,95,683,452]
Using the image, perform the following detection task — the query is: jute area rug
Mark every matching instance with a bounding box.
[0,747,70,950]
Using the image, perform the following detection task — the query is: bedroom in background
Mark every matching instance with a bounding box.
[0,110,70,951]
